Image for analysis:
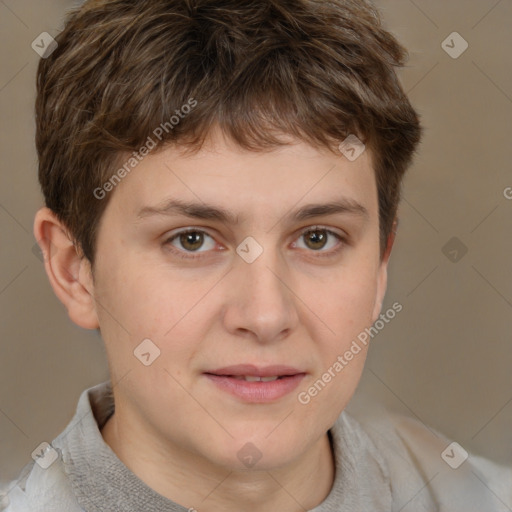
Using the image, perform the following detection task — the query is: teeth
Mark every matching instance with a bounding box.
[244,375,262,382]
[233,375,279,382]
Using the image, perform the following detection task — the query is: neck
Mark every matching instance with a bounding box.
[101,411,335,512]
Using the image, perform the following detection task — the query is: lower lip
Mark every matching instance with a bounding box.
[204,374,305,403]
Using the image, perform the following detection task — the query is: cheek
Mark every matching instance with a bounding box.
[95,258,216,368]
[96,256,177,325]
[298,278,375,423]
[303,266,379,342]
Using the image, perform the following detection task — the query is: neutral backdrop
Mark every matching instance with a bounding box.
[1,0,511,484]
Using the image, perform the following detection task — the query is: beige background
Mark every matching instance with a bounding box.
[1,0,511,484]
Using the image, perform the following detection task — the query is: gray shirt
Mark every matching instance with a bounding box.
[1,381,511,511]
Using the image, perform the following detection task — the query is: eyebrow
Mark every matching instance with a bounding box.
[136,197,369,224]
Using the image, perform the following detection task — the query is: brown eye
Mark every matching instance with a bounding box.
[304,229,329,250]
[293,226,345,256]
[179,231,204,251]
[165,229,216,257]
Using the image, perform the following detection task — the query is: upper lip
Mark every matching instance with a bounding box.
[205,364,304,377]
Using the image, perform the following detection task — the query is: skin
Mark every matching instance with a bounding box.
[34,129,395,512]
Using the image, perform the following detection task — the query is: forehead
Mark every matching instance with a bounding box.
[107,134,378,225]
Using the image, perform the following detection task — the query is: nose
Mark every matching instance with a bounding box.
[221,240,300,344]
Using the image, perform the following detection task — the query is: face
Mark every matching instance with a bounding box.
[88,130,389,471]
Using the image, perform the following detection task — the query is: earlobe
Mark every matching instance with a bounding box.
[371,217,398,323]
[33,207,99,329]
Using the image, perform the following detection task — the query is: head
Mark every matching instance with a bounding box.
[34,0,421,472]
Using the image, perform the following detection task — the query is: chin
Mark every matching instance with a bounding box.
[205,431,303,472]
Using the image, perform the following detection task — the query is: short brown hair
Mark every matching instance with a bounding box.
[36,0,422,265]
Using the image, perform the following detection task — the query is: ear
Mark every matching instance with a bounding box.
[371,217,398,323]
[33,207,99,329]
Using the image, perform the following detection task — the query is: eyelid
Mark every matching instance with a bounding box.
[294,224,347,241]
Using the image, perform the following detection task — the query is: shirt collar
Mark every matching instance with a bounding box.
[53,380,392,511]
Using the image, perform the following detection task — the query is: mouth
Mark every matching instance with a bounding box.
[204,364,306,403]
[222,375,285,382]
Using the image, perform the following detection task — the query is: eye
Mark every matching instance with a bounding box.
[164,229,217,258]
[293,226,345,256]
[163,225,346,260]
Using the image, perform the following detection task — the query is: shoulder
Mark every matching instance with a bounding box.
[0,451,83,512]
[343,400,512,512]
[0,381,114,512]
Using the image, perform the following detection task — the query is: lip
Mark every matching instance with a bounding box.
[206,364,303,377]
[204,365,306,403]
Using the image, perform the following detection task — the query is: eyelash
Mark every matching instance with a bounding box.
[163,226,347,260]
